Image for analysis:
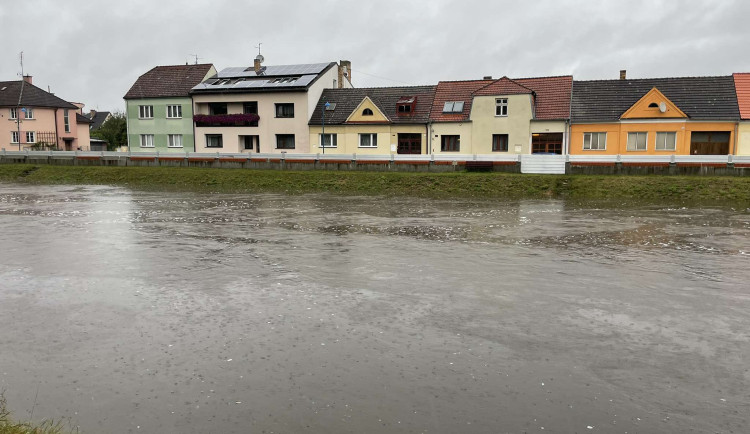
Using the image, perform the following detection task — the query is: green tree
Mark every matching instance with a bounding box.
[91,111,127,151]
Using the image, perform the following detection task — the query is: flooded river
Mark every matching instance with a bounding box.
[0,184,748,433]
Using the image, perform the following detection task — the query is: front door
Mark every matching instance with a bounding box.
[690,131,730,155]
[397,133,422,154]
[531,133,563,154]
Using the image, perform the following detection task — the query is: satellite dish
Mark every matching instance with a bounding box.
[659,102,667,113]
[255,54,264,63]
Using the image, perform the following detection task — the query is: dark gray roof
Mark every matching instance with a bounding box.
[76,113,93,124]
[0,80,78,109]
[192,62,336,94]
[571,76,740,122]
[309,85,437,125]
[86,111,110,129]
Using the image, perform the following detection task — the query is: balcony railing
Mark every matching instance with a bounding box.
[193,113,259,127]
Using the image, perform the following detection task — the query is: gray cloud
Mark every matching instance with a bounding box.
[1,0,748,111]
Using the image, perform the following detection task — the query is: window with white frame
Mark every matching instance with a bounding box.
[495,98,508,116]
[320,133,337,148]
[25,131,35,143]
[140,134,154,147]
[139,105,153,119]
[359,133,378,148]
[627,132,648,151]
[24,108,34,119]
[64,109,70,133]
[583,132,607,150]
[168,134,183,148]
[9,108,18,119]
[10,131,19,143]
[655,132,676,151]
[166,105,182,119]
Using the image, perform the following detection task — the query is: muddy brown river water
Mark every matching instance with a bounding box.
[0,184,749,433]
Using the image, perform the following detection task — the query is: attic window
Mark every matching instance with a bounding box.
[442,101,464,113]
[397,96,417,115]
[272,77,299,84]
[362,108,373,116]
[648,102,659,108]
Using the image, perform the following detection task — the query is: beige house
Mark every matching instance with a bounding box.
[308,86,436,154]
[190,57,352,154]
[429,76,572,155]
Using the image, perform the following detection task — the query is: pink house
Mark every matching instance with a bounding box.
[0,76,91,151]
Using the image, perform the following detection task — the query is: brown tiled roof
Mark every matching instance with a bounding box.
[124,64,214,99]
[473,77,533,97]
[309,86,437,125]
[430,79,493,122]
[430,75,572,122]
[515,76,573,120]
[734,73,750,120]
[0,80,78,109]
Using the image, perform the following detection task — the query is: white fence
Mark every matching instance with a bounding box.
[1,149,749,173]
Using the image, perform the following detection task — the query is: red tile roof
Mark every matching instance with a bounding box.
[734,73,750,120]
[124,64,214,99]
[430,79,493,122]
[430,75,572,122]
[473,77,533,97]
[515,76,572,120]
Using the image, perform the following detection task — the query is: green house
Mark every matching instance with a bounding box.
[124,64,216,152]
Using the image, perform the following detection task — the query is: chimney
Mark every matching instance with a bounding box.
[620,70,627,80]
[254,55,263,73]
[338,60,351,88]
[90,109,96,119]
[23,75,33,85]
[483,76,493,80]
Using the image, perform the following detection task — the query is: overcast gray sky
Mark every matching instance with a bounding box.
[2,0,749,112]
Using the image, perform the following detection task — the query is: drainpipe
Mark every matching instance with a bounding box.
[426,121,431,154]
[734,122,738,155]
[16,80,24,151]
[54,108,59,150]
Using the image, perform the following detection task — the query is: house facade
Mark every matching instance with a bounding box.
[734,73,750,156]
[190,57,352,154]
[1,76,90,151]
[570,76,740,155]
[308,86,436,154]
[428,76,572,155]
[125,64,216,153]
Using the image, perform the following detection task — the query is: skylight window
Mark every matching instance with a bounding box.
[442,101,464,113]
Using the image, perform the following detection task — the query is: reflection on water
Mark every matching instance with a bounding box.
[0,184,748,434]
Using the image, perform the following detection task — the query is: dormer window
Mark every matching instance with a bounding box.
[362,108,373,116]
[397,96,416,115]
[442,101,464,113]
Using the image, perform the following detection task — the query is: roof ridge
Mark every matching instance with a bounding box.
[574,75,733,83]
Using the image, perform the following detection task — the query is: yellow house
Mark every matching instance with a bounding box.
[570,76,740,155]
[428,76,573,155]
[308,86,436,155]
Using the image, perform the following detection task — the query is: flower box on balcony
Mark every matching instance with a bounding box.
[193,113,260,127]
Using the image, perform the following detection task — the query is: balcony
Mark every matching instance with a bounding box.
[193,113,260,127]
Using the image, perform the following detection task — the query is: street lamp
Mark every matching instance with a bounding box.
[322,101,330,154]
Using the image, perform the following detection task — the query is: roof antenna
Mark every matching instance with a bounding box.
[254,43,262,56]
[189,54,200,65]
[19,51,24,77]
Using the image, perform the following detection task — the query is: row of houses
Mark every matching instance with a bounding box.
[123,57,750,157]
[3,55,750,157]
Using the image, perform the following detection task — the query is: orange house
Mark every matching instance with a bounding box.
[570,76,740,155]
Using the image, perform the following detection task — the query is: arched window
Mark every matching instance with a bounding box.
[362,108,374,116]
[648,102,659,108]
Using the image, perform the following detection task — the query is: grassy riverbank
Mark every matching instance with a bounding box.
[0,395,71,434]
[0,164,748,205]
